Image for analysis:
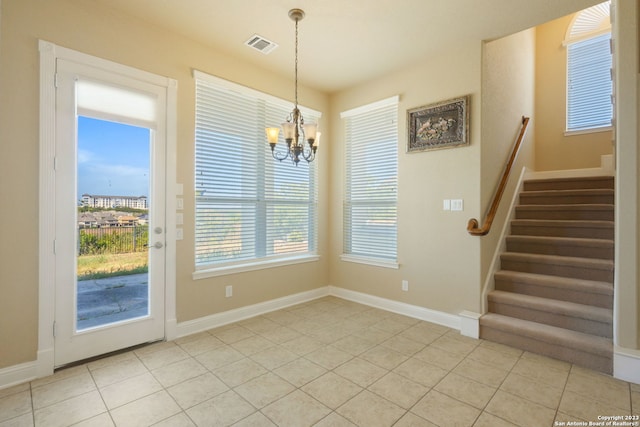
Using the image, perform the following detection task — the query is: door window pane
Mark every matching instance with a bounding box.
[76,116,151,330]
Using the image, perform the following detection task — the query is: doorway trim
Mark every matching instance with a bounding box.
[37,40,177,378]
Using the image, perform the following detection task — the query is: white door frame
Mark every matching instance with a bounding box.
[38,40,177,377]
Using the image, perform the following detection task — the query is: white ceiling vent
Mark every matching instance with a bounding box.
[245,34,278,54]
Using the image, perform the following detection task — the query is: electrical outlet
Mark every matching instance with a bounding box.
[402,280,409,292]
[225,285,233,298]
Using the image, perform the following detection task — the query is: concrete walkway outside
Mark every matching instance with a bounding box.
[77,273,148,330]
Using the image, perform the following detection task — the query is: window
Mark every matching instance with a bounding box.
[565,1,612,133]
[341,96,399,267]
[194,71,320,275]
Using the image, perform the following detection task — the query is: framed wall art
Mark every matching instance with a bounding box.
[407,95,470,152]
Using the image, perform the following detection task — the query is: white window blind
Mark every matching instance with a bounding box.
[342,97,398,262]
[194,72,319,269]
[567,32,612,132]
[77,79,158,129]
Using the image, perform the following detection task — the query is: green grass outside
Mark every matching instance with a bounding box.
[77,252,148,280]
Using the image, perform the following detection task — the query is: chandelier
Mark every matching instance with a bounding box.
[266,8,319,165]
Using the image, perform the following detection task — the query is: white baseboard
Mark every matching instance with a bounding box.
[614,346,640,384]
[175,287,329,338]
[165,318,178,342]
[328,286,461,331]
[177,285,466,342]
[459,311,481,339]
[36,348,54,379]
[0,360,38,391]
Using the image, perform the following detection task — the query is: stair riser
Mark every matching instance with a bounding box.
[479,326,612,374]
[494,279,613,309]
[523,179,614,192]
[506,240,614,260]
[520,194,614,205]
[515,209,614,221]
[488,301,612,338]
[510,224,614,240]
[500,259,613,282]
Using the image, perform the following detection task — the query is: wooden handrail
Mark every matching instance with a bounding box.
[467,116,530,236]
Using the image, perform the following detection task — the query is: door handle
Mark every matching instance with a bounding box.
[148,242,163,249]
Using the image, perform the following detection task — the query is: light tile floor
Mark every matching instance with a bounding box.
[1,296,639,427]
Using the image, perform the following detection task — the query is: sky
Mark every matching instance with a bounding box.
[77,116,150,201]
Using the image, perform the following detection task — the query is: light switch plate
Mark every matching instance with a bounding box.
[451,199,464,211]
[176,228,184,240]
[443,199,451,211]
[176,213,184,225]
[176,198,184,210]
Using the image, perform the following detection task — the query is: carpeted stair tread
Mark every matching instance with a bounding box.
[523,176,614,191]
[510,219,614,240]
[520,189,614,205]
[511,219,613,228]
[501,251,613,271]
[488,290,612,324]
[515,204,614,221]
[505,235,614,259]
[494,270,613,297]
[480,313,612,358]
[500,251,613,282]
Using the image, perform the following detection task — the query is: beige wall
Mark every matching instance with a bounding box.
[480,29,537,285]
[329,41,484,315]
[535,13,613,171]
[0,0,329,369]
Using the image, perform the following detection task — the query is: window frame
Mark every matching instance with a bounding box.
[564,2,612,135]
[192,70,321,279]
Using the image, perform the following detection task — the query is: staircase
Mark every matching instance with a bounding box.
[480,176,614,374]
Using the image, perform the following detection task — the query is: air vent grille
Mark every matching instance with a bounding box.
[245,34,278,54]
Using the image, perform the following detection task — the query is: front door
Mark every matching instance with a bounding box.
[54,59,167,366]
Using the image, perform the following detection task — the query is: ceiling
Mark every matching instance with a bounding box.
[94,0,604,93]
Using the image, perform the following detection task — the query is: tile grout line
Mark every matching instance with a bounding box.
[88,363,117,427]
[5,297,638,427]
[29,381,35,427]
[475,344,528,427]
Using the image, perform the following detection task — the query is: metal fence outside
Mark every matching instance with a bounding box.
[78,226,149,255]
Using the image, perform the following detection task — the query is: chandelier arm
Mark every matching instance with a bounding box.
[271,147,291,162]
[299,143,315,162]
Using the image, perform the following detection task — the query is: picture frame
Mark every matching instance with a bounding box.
[407,95,470,152]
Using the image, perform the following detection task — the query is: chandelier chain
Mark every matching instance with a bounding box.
[294,17,299,109]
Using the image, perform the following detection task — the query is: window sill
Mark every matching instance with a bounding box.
[340,254,399,269]
[193,254,320,280]
[564,126,613,137]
